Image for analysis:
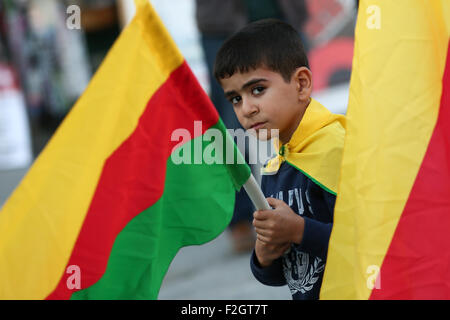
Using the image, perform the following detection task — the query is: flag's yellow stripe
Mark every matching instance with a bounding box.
[0,3,183,299]
[444,0,450,35]
[321,0,449,299]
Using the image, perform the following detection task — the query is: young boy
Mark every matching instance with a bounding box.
[214,19,346,300]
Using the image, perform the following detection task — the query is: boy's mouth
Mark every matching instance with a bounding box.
[249,121,267,130]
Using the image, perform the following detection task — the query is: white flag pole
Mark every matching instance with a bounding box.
[243,174,271,211]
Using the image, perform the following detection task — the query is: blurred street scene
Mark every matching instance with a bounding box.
[0,0,357,299]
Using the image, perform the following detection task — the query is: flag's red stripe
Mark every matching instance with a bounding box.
[46,61,218,299]
[370,41,450,299]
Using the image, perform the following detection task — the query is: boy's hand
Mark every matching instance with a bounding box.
[255,239,290,268]
[253,197,305,245]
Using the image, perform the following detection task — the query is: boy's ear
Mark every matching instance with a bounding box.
[293,67,313,102]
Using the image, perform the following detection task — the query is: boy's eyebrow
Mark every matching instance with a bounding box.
[224,78,268,97]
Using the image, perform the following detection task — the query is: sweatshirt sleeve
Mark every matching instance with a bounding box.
[293,180,337,260]
[294,217,332,260]
[250,250,286,286]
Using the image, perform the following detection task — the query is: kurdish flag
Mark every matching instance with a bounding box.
[321,0,450,299]
[0,0,250,300]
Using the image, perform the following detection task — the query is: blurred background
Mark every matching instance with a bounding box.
[0,0,357,299]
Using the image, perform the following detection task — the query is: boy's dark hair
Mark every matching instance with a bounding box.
[214,19,309,83]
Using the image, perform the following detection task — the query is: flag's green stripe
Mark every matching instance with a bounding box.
[71,121,250,299]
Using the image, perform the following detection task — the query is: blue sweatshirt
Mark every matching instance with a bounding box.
[250,161,336,300]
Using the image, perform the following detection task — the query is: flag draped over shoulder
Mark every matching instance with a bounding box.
[321,0,450,299]
[261,98,345,195]
[0,0,250,300]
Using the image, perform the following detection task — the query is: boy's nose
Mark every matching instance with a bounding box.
[242,99,259,118]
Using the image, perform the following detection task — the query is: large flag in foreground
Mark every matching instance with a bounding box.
[0,0,250,299]
[321,0,450,299]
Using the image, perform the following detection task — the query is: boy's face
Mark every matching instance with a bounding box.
[220,66,311,143]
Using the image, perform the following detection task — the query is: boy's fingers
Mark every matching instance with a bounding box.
[253,209,272,220]
[257,234,284,246]
[256,234,270,243]
[279,243,291,252]
[266,197,284,208]
[254,227,271,237]
[253,218,270,229]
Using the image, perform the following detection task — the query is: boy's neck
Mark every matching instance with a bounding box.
[279,98,311,145]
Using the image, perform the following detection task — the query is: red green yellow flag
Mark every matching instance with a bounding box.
[0,0,250,300]
[321,0,450,299]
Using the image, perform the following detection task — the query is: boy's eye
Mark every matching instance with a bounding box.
[230,96,241,105]
[252,86,265,95]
